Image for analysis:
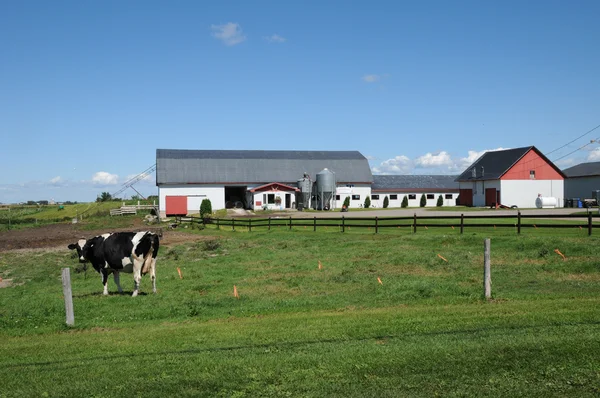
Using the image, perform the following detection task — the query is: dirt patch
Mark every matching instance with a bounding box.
[0,278,14,288]
[0,221,212,253]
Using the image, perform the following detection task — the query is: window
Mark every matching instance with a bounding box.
[352,195,360,200]
[445,194,453,199]
[426,194,434,199]
[371,195,379,200]
[390,195,398,200]
[335,195,340,200]
[408,194,416,200]
[530,170,535,179]
[267,194,275,204]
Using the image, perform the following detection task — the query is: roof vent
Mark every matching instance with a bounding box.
[471,168,477,178]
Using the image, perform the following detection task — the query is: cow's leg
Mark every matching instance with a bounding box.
[132,257,144,297]
[113,271,123,293]
[101,269,109,296]
[150,258,157,294]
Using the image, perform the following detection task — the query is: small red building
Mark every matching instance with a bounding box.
[456,146,565,208]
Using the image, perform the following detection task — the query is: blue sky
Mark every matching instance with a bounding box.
[1,0,599,203]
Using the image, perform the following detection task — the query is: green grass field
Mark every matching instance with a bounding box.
[1,226,599,397]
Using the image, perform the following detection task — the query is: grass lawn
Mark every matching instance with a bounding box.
[1,227,599,396]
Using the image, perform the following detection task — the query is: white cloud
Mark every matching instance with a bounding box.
[372,155,413,174]
[265,34,286,43]
[92,171,119,185]
[50,176,63,185]
[587,148,600,161]
[372,148,510,175]
[362,74,380,83]
[414,151,453,168]
[211,22,246,46]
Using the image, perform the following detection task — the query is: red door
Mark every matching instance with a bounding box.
[166,196,187,216]
[459,189,473,206]
[485,188,497,207]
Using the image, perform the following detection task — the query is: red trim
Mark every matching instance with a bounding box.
[249,182,300,193]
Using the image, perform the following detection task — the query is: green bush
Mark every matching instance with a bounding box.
[383,196,389,208]
[437,195,443,207]
[420,194,427,207]
[200,199,213,218]
[401,196,408,208]
[343,196,350,208]
[364,196,371,209]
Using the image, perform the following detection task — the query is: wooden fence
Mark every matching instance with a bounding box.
[174,212,599,235]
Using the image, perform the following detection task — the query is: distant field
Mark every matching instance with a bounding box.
[1,225,599,396]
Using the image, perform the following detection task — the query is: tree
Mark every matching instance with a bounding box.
[383,196,389,208]
[200,198,213,218]
[420,194,427,207]
[343,196,350,208]
[401,196,408,208]
[436,195,443,207]
[364,196,371,209]
[96,192,112,202]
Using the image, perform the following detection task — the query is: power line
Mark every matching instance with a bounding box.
[546,123,600,157]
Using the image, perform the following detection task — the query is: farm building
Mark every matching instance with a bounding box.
[156,149,373,216]
[562,161,600,203]
[370,175,459,207]
[456,146,565,208]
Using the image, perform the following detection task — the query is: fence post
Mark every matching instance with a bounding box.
[484,238,491,299]
[289,216,292,231]
[588,213,593,236]
[61,268,74,326]
[342,216,345,233]
[517,211,521,235]
[460,214,464,234]
[249,218,252,232]
[314,216,316,232]
[375,216,378,234]
[268,217,271,231]
[216,217,220,230]
[232,218,235,231]
[413,213,417,233]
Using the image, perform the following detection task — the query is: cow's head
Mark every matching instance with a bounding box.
[68,239,88,263]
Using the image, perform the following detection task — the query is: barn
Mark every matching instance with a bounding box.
[156,149,373,216]
[455,146,565,208]
[563,161,600,203]
[370,175,459,208]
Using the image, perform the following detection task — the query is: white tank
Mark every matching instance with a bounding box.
[535,197,557,209]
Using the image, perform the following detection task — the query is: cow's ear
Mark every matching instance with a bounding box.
[68,243,77,250]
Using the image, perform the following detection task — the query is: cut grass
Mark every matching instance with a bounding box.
[1,228,599,396]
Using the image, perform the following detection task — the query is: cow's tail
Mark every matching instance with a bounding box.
[141,233,159,275]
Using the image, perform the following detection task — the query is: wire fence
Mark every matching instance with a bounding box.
[174,212,599,235]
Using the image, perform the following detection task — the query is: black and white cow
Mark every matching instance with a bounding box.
[68,231,159,297]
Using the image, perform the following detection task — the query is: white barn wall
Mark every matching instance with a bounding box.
[500,180,564,208]
[369,192,459,208]
[565,177,600,200]
[334,185,371,208]
[159,185,225,216]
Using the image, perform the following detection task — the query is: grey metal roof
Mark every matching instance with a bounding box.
[156,149,374,185]
[562,161,600,178]
[455,146,536,181]
[372,175,459,192]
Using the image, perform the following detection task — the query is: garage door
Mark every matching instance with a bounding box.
[166,196,188,216]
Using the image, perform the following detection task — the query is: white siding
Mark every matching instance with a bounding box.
[334,185,371,208]
[369,192,459,208]
[500,180,564,208]
[159,185,225,216]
